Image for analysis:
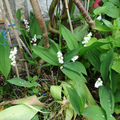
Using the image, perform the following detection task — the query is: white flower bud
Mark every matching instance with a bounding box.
[95,78,103,88]
[57,51,63,58]
[71,55,79,62]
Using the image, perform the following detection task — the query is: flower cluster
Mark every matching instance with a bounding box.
[71,55,79,62]
[57,51,79,64]
[95,78,103,88]
[23,19,30,32]
[31,34,37,46]
[9,47,17,66]
[57,51,64,64]
[82,32,92,46]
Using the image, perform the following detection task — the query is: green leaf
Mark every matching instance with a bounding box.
[32,76,37,83]
[63,62,87,75]
[93,6,107,15]
[64,48,80,63]
[102,0,108,3]
[33,88,39,93]
[103,2,119,18]
[61,25,79,50]
[115,37,120,47]
[30,15,41,37]
[100,49,113,81]
[109,0,120,6]
[49,39,59,55]
[31,115,39,120]
[82,106,107,120]
[61,68,86,82]
[95,19,111,32]
[99,86,115,115]
[102,19,113,29]
[114,104,120,114]
[0,105,42,120]
[0,33,11,79]
[65,108,74,120]
[85,37,97,46]
[111,61,120,74]
[27,76,32,82]
[76,81,85,113]
[50,86,61,100]
[79,38,112,56]
[86,49,101,71]
[114,91,120,103]
[7,78,40,87]
[66,87,80,115]
[32,46,60,66]
[16,9,21,22]
[109,70,118,93]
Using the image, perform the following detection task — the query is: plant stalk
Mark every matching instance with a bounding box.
[4,0,30,77]
[73,0,102,39]
[30,0,49,49]
[65,0,74,34]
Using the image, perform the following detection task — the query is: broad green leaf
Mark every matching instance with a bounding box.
[61,80,97,106]
[50,86,61,100]
[66,87,80,115]
[30,15,41,37]
[109,70,118,93]
[61,25,79,50]
[99,36,113,50]
[85,37,97,46]
[99,86,115,115]
[112,61,120,74]
[103,2,119,18]
[114,91,120,103]
[102,19,113,29]
[76,81,85,113]
[27,76,33,81]
[65,108,74,120]
[31,115,39,120]
[86,49,101,71]
[64,48,80,63]
[16,9,21,22]
[0,104,42,120]
[32,46,60,66]
[38,38,59,55]
[82,106,107,120]
[109,0,120,6]
[32,75,37,83]
[94,19,111,32]
[114,104,120,114]
[79,38,112,56]
[115,37,120,47]
[0,33,11,79]
[7,78,40,87]
[102,0,107,3]
[33,88,39,93]
[93,6,107,15]
[63,62,87,75]
[100,49,113,81]
[61,68,86,82]
[49,38,59,55]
